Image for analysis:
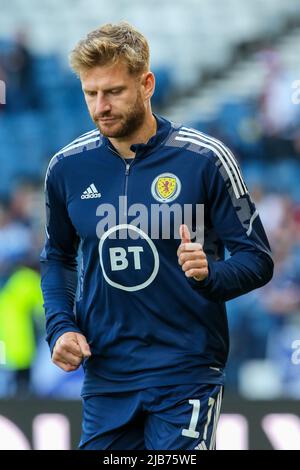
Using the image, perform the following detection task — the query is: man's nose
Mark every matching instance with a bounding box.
[95,93,111,115]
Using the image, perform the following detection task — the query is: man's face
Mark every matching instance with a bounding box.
[81,61,146,139]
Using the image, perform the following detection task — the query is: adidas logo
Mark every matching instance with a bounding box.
[81,183,101,199]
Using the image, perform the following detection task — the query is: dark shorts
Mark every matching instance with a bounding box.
[79,383,224,450]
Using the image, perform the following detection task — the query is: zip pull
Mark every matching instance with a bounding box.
[125,163,130,175]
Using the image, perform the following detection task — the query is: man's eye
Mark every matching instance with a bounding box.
[110,89,121,95]
[86,91,96,97]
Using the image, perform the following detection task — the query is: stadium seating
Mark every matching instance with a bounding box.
[0,0,300,196]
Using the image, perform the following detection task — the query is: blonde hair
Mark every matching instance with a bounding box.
[69,21,150,76]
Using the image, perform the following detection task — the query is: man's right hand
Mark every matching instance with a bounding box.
[52,332,92,372]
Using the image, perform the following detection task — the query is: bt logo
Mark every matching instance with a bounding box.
[110,246,144,271]
[99,224,159,292]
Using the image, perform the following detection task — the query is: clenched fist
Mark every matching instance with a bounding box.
[52,331,91,372]
[177,224,209,281]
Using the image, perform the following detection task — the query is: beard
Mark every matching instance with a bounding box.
[93,91,146,139]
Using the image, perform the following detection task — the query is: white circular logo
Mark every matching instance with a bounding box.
[151,173,181,203]
[98,224,159,292]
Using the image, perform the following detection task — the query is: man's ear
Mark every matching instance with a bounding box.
[141,71,155,100]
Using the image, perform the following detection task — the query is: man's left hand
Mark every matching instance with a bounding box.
[177,224,209,281]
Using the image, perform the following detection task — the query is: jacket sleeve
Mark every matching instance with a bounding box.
[40,159,83,355]
[189,150,274,302]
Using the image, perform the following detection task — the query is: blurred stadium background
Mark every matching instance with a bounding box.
[0,0,300,450]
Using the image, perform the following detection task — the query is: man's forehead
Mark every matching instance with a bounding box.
[80,62,132,87]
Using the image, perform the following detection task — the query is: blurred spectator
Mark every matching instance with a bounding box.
[0,197,34,282]
[10,179,45,236]
[259,49,298,135]
[1,29,40,112]
[0,265,44,397]
[258,48,300,159]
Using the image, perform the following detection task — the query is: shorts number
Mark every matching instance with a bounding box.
[182,399,200,438]
[182,397,216,440]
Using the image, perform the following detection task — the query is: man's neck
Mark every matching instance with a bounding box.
[108,113,157,158]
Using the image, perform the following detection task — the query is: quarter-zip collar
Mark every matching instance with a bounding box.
[102,113,172,159]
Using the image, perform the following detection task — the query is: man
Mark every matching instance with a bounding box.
[40,22,274,450]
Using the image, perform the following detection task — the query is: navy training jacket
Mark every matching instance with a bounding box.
[40,114,274,395]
